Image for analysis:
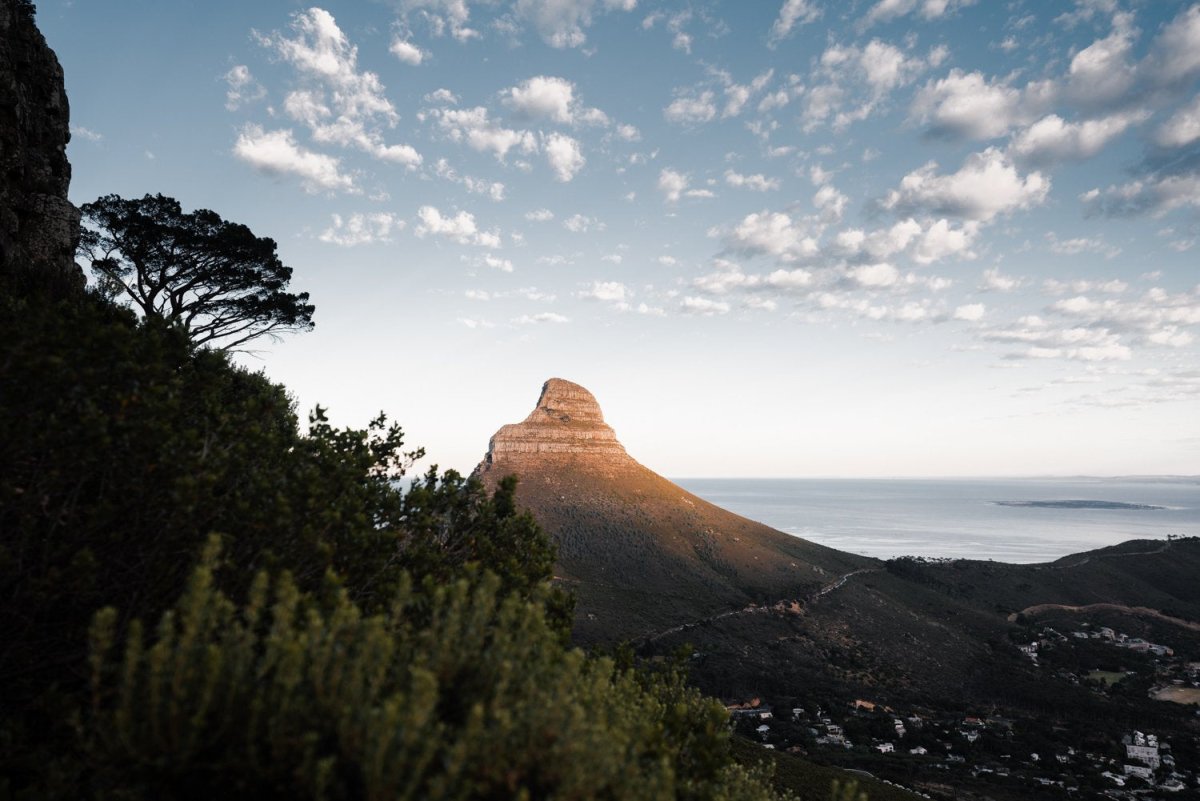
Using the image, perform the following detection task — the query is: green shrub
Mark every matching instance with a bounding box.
[81,541,782,801]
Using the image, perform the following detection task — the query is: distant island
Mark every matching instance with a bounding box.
[995,499,1165,510]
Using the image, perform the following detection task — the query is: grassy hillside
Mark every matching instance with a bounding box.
[482,459,869,643]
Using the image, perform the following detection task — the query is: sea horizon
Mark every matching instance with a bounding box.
[674,475,1199,564]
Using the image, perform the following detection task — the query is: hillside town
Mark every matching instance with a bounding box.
[730,620,1200,798]
[733,695,1197,798]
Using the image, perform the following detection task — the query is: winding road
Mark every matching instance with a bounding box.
[636,566,880,645]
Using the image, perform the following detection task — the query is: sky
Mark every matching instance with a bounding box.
[38,0,1200,478]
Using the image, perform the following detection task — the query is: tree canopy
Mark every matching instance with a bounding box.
[78,193,314,349]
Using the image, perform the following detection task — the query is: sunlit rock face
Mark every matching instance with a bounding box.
[479,378,631,468]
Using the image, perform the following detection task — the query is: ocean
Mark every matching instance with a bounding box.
[673,477,1200,563]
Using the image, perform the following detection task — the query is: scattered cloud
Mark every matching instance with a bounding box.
[319,212,404,245]
[563,213,604,233]
[769,0,821,45]
[70,125,103,142]
[233,125,354,192]
[681,296,731,315]
[223,65,265,111]
[544,132,585,181]
[883,147,1050,221]
[256,9,422,169]
[389,38,427,65]
[724,170,780,191]
[512,311,570,324]
[578,281,629,302]
[415,205,501,247]
[664,90,717,125]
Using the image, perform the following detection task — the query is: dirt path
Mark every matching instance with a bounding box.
[636,567,880,644]
[1006,602,1200,631]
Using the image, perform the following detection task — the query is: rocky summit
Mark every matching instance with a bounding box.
[478,378,631,470]
[475,378,867,643]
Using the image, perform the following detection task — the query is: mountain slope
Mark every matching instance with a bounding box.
[474,378,867,643]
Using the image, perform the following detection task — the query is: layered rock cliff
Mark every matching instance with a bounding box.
[0,0,81,288]
[475,378,868,643]
[478,378,631,471]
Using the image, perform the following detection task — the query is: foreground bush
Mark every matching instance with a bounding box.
[83,541,781,801]
[0,282,794,799]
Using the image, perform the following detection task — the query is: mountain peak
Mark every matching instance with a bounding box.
[534,378,605,424]
[478,377,629,472]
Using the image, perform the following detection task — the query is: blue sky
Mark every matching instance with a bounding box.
[40,0,1200,477]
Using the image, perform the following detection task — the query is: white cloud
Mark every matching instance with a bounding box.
[512,311,570,324]
[1141,4,1200,88]
[724,170,780,192]
[721,70,775,118]
[980,267,1021,292]
[480,254,514,272]
[579,281,628,302]
[801,40,937,131]
[910,69,1032,139]
[813,185,848,222]
[658,168,690,202]
[504,76,582,124]
[681,296,731,315]
[424,88,459,104]
[953,303,986,322]
[864,0,976,27]
[911,218,979,263]
[415,205,501,247]
[233,125,354,192]
[1045,236,1121,258]
[664,91,717,125]
[1043,278,1128,295]
[525,208,554,222]
[1083,170,1200,217]
[224,65,265,111]
[847,262,900,288]
[1010,111,1146,167]
[70,125,103,142]
[389,38,427,65]
[615,123,641,141]
[513,0,640,49]
[458,317,495,329]
[257,10,423,168]
[544,132,585,181]
[726,210,819,262]
[431,106,538,160]
[563,213,604,233]
[397,0,479,42]
[765,268,813,290]
[1154,94,1200,148]
[883,147,1050,221]
[433,158,505,200]
[769,0,821,45]
[318,212,404,245]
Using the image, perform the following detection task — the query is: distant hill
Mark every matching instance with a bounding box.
[474,378,867,643]
[475,378,1200,715]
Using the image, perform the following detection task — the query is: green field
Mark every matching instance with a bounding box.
[1088,670,1130,685]
[1152,686,1200,705]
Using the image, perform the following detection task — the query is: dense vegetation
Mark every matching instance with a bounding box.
[0,270,804,799]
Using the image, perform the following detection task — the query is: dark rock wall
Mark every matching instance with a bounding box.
[0,0,81,288]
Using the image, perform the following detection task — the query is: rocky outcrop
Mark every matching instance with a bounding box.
[0,0,81,289]
[478,378,632,471]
